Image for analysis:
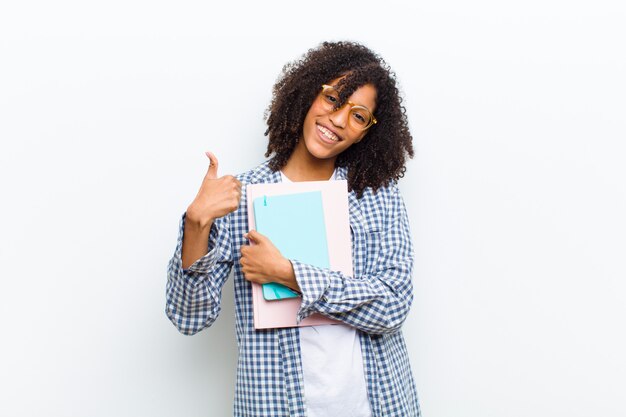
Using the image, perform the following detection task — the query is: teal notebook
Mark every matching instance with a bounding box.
[253,191,330,301]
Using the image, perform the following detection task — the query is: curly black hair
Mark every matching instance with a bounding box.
[263,41,414,198]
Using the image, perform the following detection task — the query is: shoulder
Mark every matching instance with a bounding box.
[355,178,401,204]
[235,159,276,184]
[351,179,403,231]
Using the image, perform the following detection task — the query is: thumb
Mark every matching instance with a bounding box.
[205,151,219,179]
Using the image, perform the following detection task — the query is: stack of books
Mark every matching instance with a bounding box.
[246,180,352,329]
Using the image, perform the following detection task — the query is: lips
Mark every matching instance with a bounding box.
[316,123,342,143]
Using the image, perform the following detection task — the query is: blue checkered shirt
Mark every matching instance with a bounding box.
[166,160,421,416]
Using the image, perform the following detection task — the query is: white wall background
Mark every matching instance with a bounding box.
[1,1,624,416]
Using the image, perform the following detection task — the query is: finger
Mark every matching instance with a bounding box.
[205,151,219,179]
[247,230,266,243]
[222,175,242,190]
[242,271,260,283]
[244,231,259,244]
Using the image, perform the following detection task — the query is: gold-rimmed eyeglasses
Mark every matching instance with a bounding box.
[318,84,378,131]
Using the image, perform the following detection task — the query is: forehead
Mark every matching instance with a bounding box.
[327,76,377,113]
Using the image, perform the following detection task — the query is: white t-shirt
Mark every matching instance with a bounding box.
[280,169,373,417]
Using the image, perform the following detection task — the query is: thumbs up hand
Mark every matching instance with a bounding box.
[186,151,242,229]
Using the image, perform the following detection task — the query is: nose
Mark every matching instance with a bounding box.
[329,104,350,129]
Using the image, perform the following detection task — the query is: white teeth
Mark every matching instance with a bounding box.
[317,125,339,142]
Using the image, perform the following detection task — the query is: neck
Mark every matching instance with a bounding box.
[281,141,336,182]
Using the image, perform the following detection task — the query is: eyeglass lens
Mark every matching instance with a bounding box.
[320,86,373,129]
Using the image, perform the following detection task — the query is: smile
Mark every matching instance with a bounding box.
[316,124,341,143]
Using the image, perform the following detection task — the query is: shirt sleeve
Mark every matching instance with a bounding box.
[290,185,414,335]
[165,211,234,335]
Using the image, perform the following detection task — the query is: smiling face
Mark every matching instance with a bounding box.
[299,77,377,163]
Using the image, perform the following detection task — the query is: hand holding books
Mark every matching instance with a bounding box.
[240,230,301,294]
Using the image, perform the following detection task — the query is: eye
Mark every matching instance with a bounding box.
[323,93,338,104]
[351,109,368,125]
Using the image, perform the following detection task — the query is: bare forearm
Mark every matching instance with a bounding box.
[277,259,300,293]
[181,212,213,270]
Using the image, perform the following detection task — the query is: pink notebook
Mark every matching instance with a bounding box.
[246,180,353,329]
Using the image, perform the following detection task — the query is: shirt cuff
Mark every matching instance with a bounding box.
[290,259,332,323]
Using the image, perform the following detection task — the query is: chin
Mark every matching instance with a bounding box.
[303,135,338,160]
